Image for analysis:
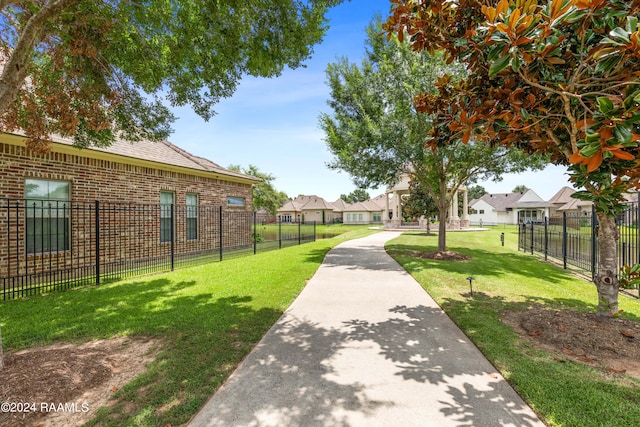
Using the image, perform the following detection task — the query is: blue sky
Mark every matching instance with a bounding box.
[167,0,574,202]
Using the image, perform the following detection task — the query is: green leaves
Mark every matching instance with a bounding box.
[489,54,511,76]
[1,0,345,151]
[596,96,615,115]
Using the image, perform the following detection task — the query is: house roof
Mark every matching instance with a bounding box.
[277,195,334,213]
[295,195,334,210]
[331,198,350,212]
[472,192,525,211]
[344,194,386,212]
[472,191,553,211]
[548,186,576,205]
[557,198,593,211]
[2,131,259,184]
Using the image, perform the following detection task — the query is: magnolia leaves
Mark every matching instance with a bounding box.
[570,93,640,173]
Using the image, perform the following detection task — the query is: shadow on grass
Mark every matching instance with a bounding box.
[387,242,575,284]
[0,277,286,426]
[191,302,542,427]
[436,292,640,427]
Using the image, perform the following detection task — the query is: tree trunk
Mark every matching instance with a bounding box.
[594,212,619,320]
[437,203,448,252]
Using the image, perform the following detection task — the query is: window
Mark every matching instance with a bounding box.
[373,212,381,222]
[479,209,485,214]
[186,193,198,240]
[227,197,245,207]
[358,213,363,222]
[346,214,351,222]
[160,191,174,243]
[25,179,70,254]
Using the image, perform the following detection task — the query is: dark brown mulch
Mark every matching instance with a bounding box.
[502,307,640,379]
[0,337,159,427]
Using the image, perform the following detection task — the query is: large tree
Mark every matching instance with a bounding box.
[340,189,370,204]
[228,164,288,216]
[0,0,342,153]
[320,20,544,251]
[385,0,640,319]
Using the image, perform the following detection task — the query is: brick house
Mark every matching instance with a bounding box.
[0,131,260,294]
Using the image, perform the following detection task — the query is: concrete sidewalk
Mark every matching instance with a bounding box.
[189,232,544,427]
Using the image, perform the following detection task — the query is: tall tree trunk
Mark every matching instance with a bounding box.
[437,202,447,252]
[594,212,619,320]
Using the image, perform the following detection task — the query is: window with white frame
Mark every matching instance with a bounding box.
[186,193,198,240]
[25,179,70,254]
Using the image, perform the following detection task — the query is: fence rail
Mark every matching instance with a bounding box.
[518,202,640,294]
[0,199,316,300]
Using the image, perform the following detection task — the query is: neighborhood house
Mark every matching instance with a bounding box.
[469,189,555,226]
[0,132,260,293]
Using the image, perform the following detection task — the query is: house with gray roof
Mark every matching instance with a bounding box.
[277,195,338,224]
[343,194,386,225]
[469,189,554,225]
[0,130,261,286]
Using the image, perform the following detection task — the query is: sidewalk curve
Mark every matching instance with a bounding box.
[189,232,544,427]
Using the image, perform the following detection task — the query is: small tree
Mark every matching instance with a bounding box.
[228,165,288,215]
[385,0,640,318]
[512,185,529,193]
[468,185,488,202]
[320,19,544,252]
[403,178,438,232]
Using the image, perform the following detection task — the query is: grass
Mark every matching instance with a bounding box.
[315,223,379,238]
[0,226,378,426]
[386,227,640,427]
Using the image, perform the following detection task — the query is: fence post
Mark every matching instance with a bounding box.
[170,203,175,271]
[298,219,301,245]
[530,221,534,255]
[314,221,316,241]
[95,200,100,286]
[253,211,257,255]
[279,217,282,249]
[637,190,640,266]
[563,211,568,269]
[219,206,223,261]
[591,204,597,280]
[544,216,548,261]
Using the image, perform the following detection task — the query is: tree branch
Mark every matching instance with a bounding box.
[0,0,78,113]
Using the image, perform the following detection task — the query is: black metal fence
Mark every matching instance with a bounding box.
[518,202,640,289]
[0,199,316,300]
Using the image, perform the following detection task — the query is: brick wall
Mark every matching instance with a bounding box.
[0,142,254,283]
[0,142,253,206]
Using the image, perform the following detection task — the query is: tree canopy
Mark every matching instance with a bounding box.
[340,189,370,204]
[0,0,342,153]
[228,164,288,215]
[512,185,529,193]
[384,0,640,318]
[320,19,544,251]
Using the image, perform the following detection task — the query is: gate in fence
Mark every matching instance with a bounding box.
[0,199,316,300]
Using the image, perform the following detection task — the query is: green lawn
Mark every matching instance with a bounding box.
[0,226,377,426]
[386,227,640,427]
[4,224,638,427]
